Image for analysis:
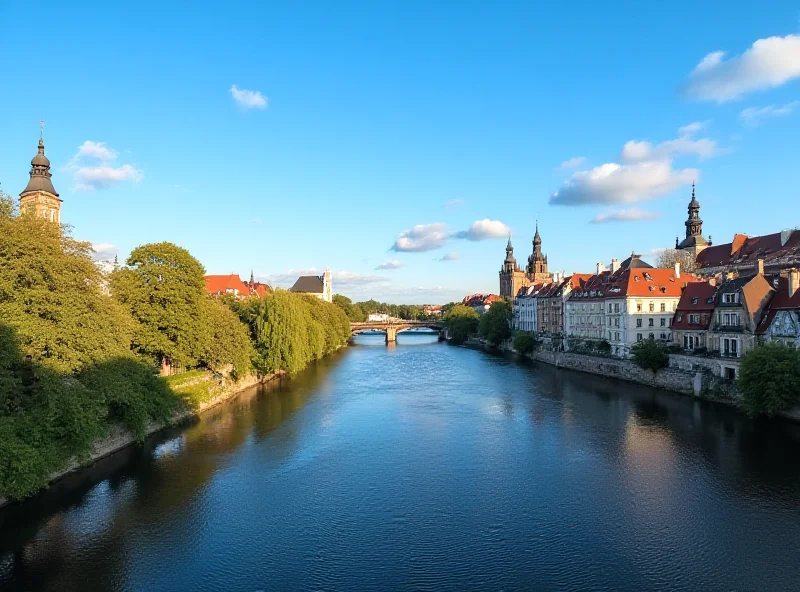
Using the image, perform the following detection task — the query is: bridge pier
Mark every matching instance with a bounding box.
[385,327,397,344]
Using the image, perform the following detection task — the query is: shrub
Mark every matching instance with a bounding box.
[513,332,537,355]
[478,300,512,346]
[739,343,800,417]
[631,339,669,373]
[444,305,479,344]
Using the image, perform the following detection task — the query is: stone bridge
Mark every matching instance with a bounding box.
[350,320,444,344]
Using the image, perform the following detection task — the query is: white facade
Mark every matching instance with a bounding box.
[368,313,389,322]
[514,286,539,332]
[607,296,677,357]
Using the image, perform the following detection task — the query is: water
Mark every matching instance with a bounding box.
[2,333,800,591]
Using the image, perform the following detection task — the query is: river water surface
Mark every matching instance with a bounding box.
[2,333,800,591]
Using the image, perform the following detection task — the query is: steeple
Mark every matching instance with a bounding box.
[676,182,707,253]
[20,124,62,222]
[250,270,255,285]
[533,220,541,246]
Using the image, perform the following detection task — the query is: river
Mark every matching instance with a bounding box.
[1,333,800,591]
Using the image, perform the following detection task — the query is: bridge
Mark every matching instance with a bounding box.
[350,320,444,344]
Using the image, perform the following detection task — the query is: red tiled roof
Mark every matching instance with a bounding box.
[205,274,250,296]
[251,282,272,297]
[671,281,718,330]
[696,230,800,269]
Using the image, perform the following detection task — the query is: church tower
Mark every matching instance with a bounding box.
[19,124,61,223]
[499,235,529,299]
[675,183,708,257]
[526,222,552,283]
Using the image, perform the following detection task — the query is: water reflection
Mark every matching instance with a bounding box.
[1,334,800,591]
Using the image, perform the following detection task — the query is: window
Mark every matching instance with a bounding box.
[648,318,654,327]
[649,333,655,340]
[661,318,666,326]
[691,297,698,304]
[689,314,700,324]
[723,293,738,304]
[676,314,683,322]
[660,333,667,340]
[614,303,620,313]
[723,338,739,357]
[608,304,612,313]
[648,303,654,312]
[636,318,642,328]
[637,302,642,312]
[722,312,740,326]
[637,333,643,342]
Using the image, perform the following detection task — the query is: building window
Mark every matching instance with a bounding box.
[636,318,642,328]
[723,293,738,304]
[691,297,698,305]
[649,333,655,340]
[649,303,654,312]
[637,302,642,312]
[660,333,667,340]
[637,333,643,342]
[614,303,620,313]
[660,318,666,326]
[648,318,654,327]
[723,338,739,357]
[722,312,740,326]
[689,314,700,324]
[661,303,666,312]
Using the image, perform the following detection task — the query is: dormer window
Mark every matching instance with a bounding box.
[722,293,738,304]
[634,275,641,282]
[706,297,714,304]
[691,297,698,304]
[644,272,653,281]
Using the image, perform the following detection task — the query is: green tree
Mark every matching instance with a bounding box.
[596,339,611,355]
[739,343,800,417]
[444,304,479,344]
[0,212,134,374]
[111,242,206,372]
[333,294,366,322]
[631,339,669,373]
[199,297,254,377]
[513,332,537,355]
[478,300,512,346]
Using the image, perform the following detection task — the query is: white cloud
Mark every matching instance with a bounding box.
[391,223,449,252]
[64,141,142,191]
[376,260,403,270]
[230,84,268,109]
[590,208,662,224]
[75,141,117,161]
[558,156,586,169]
[739,101,799,126]
[686,34,800,102]
[91,242,118,262]
[453,219,510,241]
[442,199,463,207]
[438,252,460,261]
[551,125,711,206]
[73,165,143,191]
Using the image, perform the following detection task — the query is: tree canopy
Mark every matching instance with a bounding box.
[630,339,669,373]
[444,304,479,344]
[739,343,800,417]
[478,300,512,346]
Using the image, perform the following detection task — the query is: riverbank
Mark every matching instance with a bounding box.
[0,370,284,511]
[464,338,800,422]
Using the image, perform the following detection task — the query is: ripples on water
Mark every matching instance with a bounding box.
[2,333,800,591]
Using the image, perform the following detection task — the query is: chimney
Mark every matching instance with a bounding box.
[790,269,799,298]
[756,258,764,276]
[596,262,606,275]
[610,258,621,273]
[674,261,681,278]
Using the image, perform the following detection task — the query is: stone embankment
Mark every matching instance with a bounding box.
[0,371,283,510]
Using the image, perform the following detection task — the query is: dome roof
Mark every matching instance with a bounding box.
[20,137,59,197]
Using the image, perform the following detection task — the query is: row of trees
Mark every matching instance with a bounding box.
[332,295,437,322]
[0,193,349,499]
[440,300,513,347]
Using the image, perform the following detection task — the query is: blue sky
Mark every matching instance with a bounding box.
[1,1,799,303]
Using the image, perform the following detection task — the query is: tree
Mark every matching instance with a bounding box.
[596,339,611,355]
[198,297,254,377]
[739,343,800,417]
[0,186,17,219]
[333,294,365,322]
[657,248,697,273]
[631,339,669,374]
[111,242,206,372]
[478,300,512,346]
[513,332,537,355]
[0,211,134,374]
[444,304,479,344]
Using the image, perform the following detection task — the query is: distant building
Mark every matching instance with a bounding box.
[423,305,442,317]
[675,183,709,260]
[463,293,501,315]
[757,269,800,348]
[289,268,332,302]
[246,270,272,298]
[205,274,253,298]
[499,223,553,299]
[368,313,389,322]
[671,281,718,352]
[19,128,62,223]
[695,229,800,277]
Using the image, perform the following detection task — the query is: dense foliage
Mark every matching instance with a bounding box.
[630,339,669,373]
[0,207,348,500]
[332,295,438,322]
[513,332,537,355]
[738,343,800,417]
[478,300,512,346]
[444,305,479,344]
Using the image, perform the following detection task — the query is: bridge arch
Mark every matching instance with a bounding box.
[350,320,444,344]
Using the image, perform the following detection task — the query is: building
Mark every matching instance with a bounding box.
[514,284,543,332]
[675,183,709,259]
[423,305,442,317]
[368,313,389,322]
[246,271,272,297]
[538,273,593,337]
[707,265,774,359]
[463,293,501,314]
[695,229,800,277]
[205,274,253,298]
[565,272,608,344]
[289,268,332,302]
[499,236,530,299]
[671,281,718,351]
[19,128,62,223]
[756,269,800,348]
[499,224,553,298]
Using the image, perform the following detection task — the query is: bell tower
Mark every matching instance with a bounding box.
[19,122,61,222]
[676,183,708,257]
[526,221,551,283]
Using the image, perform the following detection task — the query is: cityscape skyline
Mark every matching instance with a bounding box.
[1,2,799,303]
